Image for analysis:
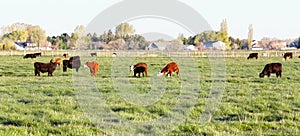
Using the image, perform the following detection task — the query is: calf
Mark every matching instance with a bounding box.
[282,52,293,60]
[130,62,148,77]
[50,57,62,68]
[23,53,36,59]
[84,61,99,77]
[259,63,282,78]
[63,56,81,72]
[247,53,258,59]
[157,62,179,77]
[34,62,57,76]
[90,53,97,57]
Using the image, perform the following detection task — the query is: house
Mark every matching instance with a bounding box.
[13,42,27,50]
[183,45,197,50]
[147,42,168,50]
[147,41,183,51]
[14,42,52,50]
[204,41,226,50]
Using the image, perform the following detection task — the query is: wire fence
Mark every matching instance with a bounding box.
[0,50,299,58]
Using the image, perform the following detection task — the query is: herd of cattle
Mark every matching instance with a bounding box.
[23,52,297,78]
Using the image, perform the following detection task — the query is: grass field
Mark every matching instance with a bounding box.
[0,55,299,135]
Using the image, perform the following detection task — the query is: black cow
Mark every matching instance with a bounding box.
[247,53,258,59]
[90,53,97,57]
[24,54,36,59]
[34,52,42,57]
[259,63,282,78]
[282,52,293,60]
[63,56,81,72]
[34,62,57,76]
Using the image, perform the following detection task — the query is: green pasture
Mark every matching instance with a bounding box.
[0,55,299,135]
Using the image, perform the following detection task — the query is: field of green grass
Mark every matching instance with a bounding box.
[0,55,299,135]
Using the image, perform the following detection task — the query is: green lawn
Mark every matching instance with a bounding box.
[0,55,299,135]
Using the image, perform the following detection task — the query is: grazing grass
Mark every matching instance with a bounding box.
[0,55,299,135]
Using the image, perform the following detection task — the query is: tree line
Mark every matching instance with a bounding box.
[1,21,299,51]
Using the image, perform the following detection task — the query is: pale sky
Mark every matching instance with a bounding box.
[0,0,299,40]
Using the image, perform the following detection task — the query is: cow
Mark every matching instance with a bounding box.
[23,53,36,59]
[84,61,99,77]
[50,57,62,68]
[259,63,282,78]
[247,53,258,59]
[112,52,117,57]
[91,53,97,57]
[34,52,42,57]
[157,62,179,77]
[130,62,148,77]
[34,62,57,76]
[63,56,81,72]
[282,52,293,60]
[63,53,69,58]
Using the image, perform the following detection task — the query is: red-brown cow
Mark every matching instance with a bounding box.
[157,62,179,77]
[63,53,69,58]
[259,63,282,78]
[34,62,57,76]
[84,61,99,77]
[130,62,148,77]
[282,52,293,60]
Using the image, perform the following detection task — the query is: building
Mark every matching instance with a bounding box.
[204,41,226,50]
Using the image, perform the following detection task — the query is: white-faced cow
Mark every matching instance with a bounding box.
[282,52,293,60]
[157,62,179,77]
[259,63,282,78]
[247,53,258,59]
[130,62,148,77]
[34,62,57,76]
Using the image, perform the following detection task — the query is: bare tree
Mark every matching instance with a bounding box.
[248,24,253,50]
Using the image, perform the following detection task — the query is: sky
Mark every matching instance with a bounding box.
[0,0,299,40]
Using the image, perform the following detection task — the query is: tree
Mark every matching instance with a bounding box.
[115,22,135,38]
[248,24,253,50]
[29,26,46,49]
[220,19,228,33]
[2,30,28,42]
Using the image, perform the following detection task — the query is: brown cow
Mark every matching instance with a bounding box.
[63,53,69,58]
[282,52,293,60]
[130,62,148,77]
[63,56,81,72]
[84,61,99,77]
[23,53,36,59]
[259,63,282,78]
[247,53,258,59]
[50,57,62,68]
[34,62,57,76]
[157,62,179,77]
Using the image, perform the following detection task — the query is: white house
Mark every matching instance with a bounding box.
[204,41,226,50]
[183,45,197,50]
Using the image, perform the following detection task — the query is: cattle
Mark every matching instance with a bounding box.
[112,52,117,57]
[84,61,99,77]
[282,52,293,60]
[23,53,36,59]
[63,56,81,72]
[91,53,97,57]
[157,62,179,77]
[34,52,42,57]
[34,62,57,76]
[259,63,282,78]
[50,57,62,68]
[247,53,258,59]
[130,62,148,77]
[63,53,69,58]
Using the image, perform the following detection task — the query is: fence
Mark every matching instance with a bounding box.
[0,50,299,58]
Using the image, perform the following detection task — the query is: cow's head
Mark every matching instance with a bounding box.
[130,65,134,71]
[259,73,265,78]
[157,71,164,76]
